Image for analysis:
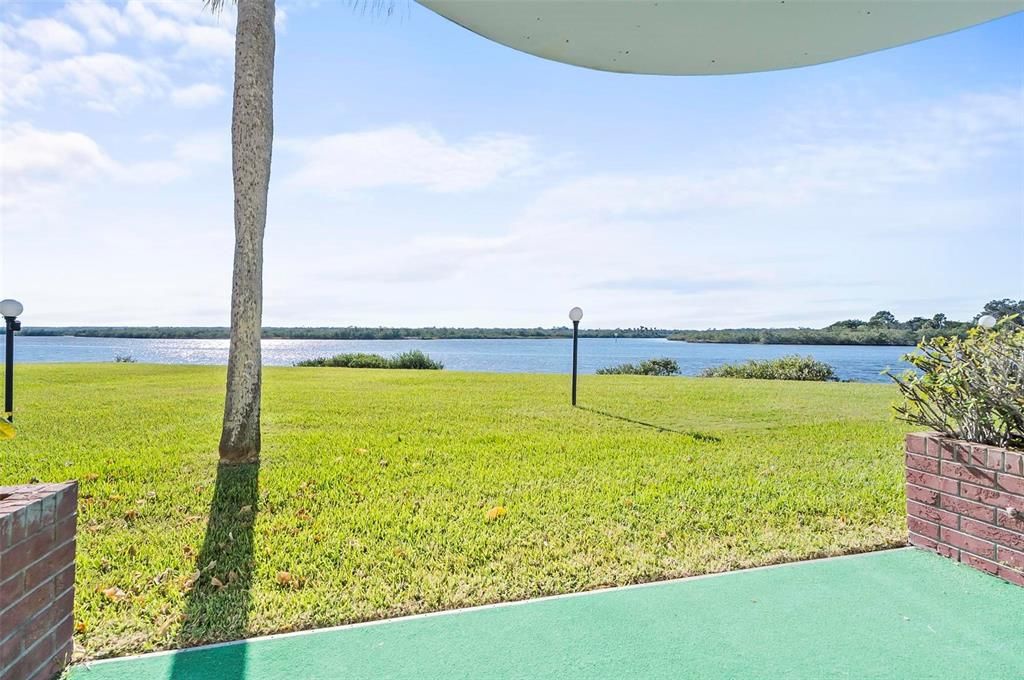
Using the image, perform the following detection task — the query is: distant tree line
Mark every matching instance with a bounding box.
[19,299,1020,346]
[669,299,1022,346]
[18,326,676,340]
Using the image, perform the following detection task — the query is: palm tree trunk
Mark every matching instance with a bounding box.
[220,0,275,464]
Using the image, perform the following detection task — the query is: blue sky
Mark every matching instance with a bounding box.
[1,1,1021,328]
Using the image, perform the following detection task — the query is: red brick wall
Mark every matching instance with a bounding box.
[0,483,77,680]
[905,433,1023,586]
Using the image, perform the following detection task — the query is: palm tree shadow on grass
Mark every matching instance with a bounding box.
[170,463,259,680]
[578,407,721,443]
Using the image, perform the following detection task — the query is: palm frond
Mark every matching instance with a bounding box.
[205,0,228,14]
[348,0,399,18]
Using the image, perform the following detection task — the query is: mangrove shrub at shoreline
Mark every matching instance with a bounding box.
[700,356,838,381]
[597,358,680,376]
[296,351,443,370]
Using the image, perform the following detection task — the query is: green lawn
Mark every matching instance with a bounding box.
[1,365,910,660]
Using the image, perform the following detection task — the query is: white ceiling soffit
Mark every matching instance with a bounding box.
[417,1,1024,75]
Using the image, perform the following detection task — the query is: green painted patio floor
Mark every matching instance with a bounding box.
[71,549,1024,680]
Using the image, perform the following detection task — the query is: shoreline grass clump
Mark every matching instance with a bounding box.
[700,355,837,381]
[295,350,443,370]
[597,358,679,376]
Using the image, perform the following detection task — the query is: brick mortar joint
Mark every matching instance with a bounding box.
[0,628,57,677]
[908,432,1023,464]
[23,642,74,680]
[933,490,1021,524]
[993,545,1024,568]
[1,513,78,555]
[0,538,77,616]
[2,533,76,572]
[958,546,1023,571]
[0,483,77,517]
[0,607,75,659]
[0,588,76,672]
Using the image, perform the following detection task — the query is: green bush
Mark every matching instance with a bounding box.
[596,358,680,376]
[296,353,388,368]
[887,321,1023,449]
[700,355,837,381]
[390,350,444,370]
[296,350,443,370]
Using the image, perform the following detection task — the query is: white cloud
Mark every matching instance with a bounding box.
[3,0,234,113]
[171,82,225,109]
[17,18,87,54]
[0,123,117,218]
[122,0,191,42]
[285,126,537,194]
[0,38,34,112]
[0,123,224,218]
[8,52,169,112]
[177,24,235,59]
[524,88,1024,225]
[1,122,116,178]
[122,0,234,59]
[64,1,132,46]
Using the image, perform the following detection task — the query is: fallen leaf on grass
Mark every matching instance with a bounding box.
[101,586,127,602]
[182,571,201,591]
[238,505,253,517]
[276,571,292,586]
[75,622,87,634]
[151,568,172,586]
[82,473,100,482]
[209,576,225,590]
[156,617,175,637]
[485,506,507,521]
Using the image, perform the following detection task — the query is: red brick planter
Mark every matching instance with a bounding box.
[0,483,78,680]
[905,433,1023,586]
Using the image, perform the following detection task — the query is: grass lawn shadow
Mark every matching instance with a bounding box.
[170,463,259,680]
[579,407,721,442]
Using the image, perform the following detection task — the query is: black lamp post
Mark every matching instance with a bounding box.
[1,299,23,422]
[569,306,583,406]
